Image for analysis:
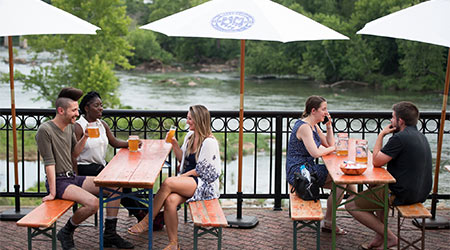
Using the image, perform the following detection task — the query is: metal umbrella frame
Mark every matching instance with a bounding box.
[141,0,348,228]
[357,0,450,229]
[0,0,99,220]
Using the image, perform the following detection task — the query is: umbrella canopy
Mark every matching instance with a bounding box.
[141,0,348,42]
[357,0,450,226]
[0,0,99,36]
[141,0,348,227]
[0,0,100,220]
[357,0,450,47]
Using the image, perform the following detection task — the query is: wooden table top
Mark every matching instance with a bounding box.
[94,139,172,189]
[322,138,396,185]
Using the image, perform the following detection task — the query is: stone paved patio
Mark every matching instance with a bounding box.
[1,206,449,249]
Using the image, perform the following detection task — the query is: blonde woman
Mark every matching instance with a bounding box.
[128,105,221,250]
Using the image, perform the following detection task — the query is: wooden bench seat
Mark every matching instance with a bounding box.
[396,203,431,250]
[17,199,75,250]
[289,185,323,250]
[188,198,228,250]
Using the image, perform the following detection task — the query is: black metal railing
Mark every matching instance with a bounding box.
[1,109,449,210]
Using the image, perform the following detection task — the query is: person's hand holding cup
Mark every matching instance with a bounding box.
[165,125,177,144]
[87,122,100,138]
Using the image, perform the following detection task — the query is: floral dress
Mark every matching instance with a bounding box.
[179,131,222,203]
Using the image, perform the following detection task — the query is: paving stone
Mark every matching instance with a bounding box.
[1,206,449,249]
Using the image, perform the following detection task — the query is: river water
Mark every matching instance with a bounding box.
[1,47,449,207]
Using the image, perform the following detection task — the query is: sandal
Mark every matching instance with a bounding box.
[163,241,180,250]
[321,220,348,235]
[128,214,149,235]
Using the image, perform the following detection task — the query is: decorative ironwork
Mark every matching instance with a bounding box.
[1,109,449,209]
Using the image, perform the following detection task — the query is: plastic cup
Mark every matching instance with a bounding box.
[165,125,177,143]
[128,135,139,152]
[87,122,100,138]
[336,133,348,156]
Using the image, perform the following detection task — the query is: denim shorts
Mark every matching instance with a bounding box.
[45,175,86,199]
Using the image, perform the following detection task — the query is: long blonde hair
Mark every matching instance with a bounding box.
[186,105,212,159]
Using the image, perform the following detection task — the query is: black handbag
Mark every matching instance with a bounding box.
[290,165,320,202]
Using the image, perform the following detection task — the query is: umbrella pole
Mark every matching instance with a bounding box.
[0,36,30,221]
[414,49,450,229]
[226,40,258,228]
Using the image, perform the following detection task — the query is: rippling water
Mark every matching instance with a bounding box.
[1,48,449,207]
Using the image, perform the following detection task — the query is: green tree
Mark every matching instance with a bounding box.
[22,0,133,108]
[127,29,173,65]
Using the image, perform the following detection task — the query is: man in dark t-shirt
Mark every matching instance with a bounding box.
[36,87,133,250]
[346,101,432,249]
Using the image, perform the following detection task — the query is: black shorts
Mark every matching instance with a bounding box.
[45,175,86,199]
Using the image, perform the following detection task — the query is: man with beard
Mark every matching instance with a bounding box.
[36,87,134,250]
[346,101,432,250]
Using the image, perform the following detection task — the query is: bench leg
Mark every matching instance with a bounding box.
[421,218,425,250]
[218,227,222,250]
[27,227,32,250]
[293,221,297,250]
[184,203,188,223]
[194,226,199,250]
[397,214,401,250]
[292,220,321,250]
[315,220,320,250]
[52,222,57,250]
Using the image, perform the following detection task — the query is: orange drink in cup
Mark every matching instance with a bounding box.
[355,139,368,164]
[87,122,100,138]
[336,133,349,156]
[128,135,139,152]
[165,125,176,143]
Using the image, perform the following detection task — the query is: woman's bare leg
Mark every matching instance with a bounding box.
[164,193,187,245]
[152,176,196,219]
[322,175,346,228]
[129,176,196,234]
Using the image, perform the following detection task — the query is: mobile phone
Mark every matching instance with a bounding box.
[322,116,329,125]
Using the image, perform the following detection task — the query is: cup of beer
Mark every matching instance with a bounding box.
[87,122,100,138]
[336,133,349,156]
[165,125,177,143]
[355,139,368,164]
[128,135,139,152]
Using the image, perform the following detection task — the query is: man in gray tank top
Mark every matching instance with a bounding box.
[36,87,134,250]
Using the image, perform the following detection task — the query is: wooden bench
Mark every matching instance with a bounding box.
[188,198,228,250]
[289,185,324,250]
[16,199,75,250]
[395,203,432,250]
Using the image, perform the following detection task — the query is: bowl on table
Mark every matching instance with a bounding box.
[339,161,367,175]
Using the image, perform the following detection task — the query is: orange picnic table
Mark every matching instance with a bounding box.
[94,139,172,250]
[322,138,396,250]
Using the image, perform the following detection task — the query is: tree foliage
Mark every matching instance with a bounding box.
[7,0,447,97]
[22,0,133,108]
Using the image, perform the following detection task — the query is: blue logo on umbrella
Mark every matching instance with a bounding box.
[211,12,254,33]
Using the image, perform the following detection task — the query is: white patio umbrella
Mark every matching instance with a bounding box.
[358,0,450,229]
[141,0,348,228]
[0,0,100,221]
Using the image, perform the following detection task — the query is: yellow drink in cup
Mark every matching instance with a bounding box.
[336,133,348,156]
[128,135,139,152]
[87,122,100,138]
[355,156,368,163]
[165,126,176,143]
[336,149,348,156]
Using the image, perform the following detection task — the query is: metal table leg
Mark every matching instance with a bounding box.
[99,187,104,250]
[332,182,337,250]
